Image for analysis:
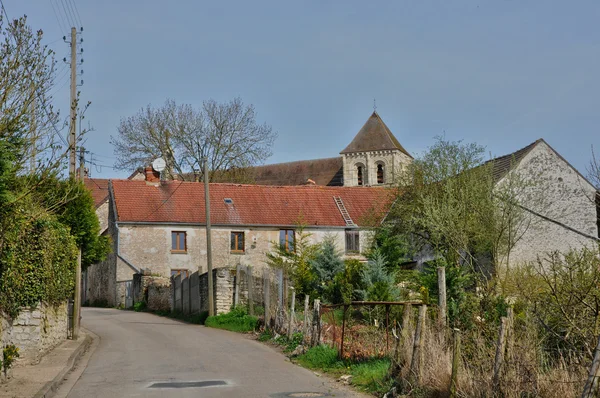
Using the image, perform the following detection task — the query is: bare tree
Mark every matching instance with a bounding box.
[588,146,600,189]
[0,15,66,178]
[111,98,277,181]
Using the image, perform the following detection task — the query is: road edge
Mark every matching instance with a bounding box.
[33,331,93,398]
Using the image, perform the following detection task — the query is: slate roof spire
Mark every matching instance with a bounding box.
[340,111,412,158]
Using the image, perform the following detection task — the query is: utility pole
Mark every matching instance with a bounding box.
[71,147,85,340]
[204,158,214,316]
[69,26,77,177]
[79,146,85,181]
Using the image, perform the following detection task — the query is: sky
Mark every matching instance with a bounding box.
[5,1,600,179]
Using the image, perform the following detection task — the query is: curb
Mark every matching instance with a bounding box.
[33,332,92,398]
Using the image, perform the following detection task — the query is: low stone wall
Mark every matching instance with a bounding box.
[0,301,68,365]
[133,273,171,311]
[147,279,171,311]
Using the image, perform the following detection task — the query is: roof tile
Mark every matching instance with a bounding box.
[112,181,393,227]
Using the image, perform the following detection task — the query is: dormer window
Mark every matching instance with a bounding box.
[377,163,385,184]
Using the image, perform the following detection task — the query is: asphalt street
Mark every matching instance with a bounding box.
[66,308,365,398]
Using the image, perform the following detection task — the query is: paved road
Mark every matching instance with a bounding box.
[66,308,364,398]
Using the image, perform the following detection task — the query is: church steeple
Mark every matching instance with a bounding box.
[340,111,412,158]
[340,112,412,186]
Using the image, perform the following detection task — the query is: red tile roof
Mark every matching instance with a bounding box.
[112,180,394,227]
[84,178,110,208]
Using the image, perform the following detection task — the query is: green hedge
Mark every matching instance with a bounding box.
[0,213,78,317]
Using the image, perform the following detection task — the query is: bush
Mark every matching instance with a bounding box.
[273,332,304,353]
[133,301,146,312]
[205,307,258,332]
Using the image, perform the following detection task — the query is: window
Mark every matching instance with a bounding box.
[171,269,189,279]
[279,229,295,252]
[231,231,245,253]
[357,165,363,186]
[171,231,187,252]
[345,230,359,253]
[377,163,385,184]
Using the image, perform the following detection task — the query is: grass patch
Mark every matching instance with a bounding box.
[296,345,343,370]
[295,345,393,395]
[205,307,258,332]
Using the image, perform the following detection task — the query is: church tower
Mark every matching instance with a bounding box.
[340,112,412,187]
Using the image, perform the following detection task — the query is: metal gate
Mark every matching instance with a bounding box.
[125,280,133,308]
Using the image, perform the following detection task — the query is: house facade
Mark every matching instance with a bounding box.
[489,139,599,268]
[85,170,393,307]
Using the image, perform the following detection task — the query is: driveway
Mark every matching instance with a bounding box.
[66,308,366,398]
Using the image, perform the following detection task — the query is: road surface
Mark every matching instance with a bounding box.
[65,308,365,398]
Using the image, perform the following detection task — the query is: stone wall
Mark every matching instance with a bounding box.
[132,273,171,312]
[496,141,599,268]
[172,267,267,316]
[0,301,68,365]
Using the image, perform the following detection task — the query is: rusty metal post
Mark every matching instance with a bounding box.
[340,305,348,359]
[386,304,390,352]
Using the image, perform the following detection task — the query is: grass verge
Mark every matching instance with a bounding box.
[204,307,258,332]
[295,345,393,395]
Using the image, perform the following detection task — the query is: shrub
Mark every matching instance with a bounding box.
[133,301,146,312]
[205,307,258,332]
[2,345,19,377]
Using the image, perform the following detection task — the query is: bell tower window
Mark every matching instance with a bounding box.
[357,165,363,186]
[377,163,385,184]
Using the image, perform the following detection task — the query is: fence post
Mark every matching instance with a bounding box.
[264,269,270,329]
[234,264,240,308]
[437,267,447,327]
[582,335,600,398]
[410,304,427,384]
[303,295,310,341]
[288,288,296,338]
[247,266,254,316]
[450,328,461,398]
[311,299,321,347]
[493,316,508,391]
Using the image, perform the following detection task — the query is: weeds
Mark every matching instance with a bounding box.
[205,307,258,332]
[295,345,393,395]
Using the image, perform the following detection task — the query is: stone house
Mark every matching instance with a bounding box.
[487,139,599,268]
[85,171,393,307]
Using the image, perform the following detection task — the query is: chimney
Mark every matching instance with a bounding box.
[145,166,160,186]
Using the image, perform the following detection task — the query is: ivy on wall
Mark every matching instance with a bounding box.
[0,210,78,318]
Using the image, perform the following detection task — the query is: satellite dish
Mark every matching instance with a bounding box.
[152,158,166,172]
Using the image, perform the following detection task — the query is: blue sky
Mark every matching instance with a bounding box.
[6,1,600,179]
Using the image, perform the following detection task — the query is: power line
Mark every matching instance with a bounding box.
[49,0,67,35]
[59,0,75,28]
[67,0,83,28]
[65,0,81,28]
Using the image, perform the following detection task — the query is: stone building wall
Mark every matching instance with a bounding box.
[497,141,599,268]
[116,225,369,279]
[0,301,68,365]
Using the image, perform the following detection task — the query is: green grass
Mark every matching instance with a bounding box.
[295,345,393,395]
[205,307,258,332]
